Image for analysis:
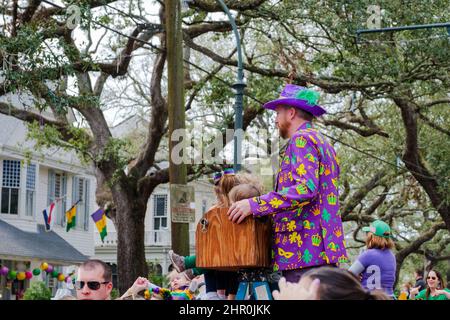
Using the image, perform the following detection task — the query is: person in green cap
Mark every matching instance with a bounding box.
[348,220,396,297]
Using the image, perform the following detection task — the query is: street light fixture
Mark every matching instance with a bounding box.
[215,0,247,172]
[183,0,246,171]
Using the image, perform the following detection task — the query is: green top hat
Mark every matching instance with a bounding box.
[362,220,391,238]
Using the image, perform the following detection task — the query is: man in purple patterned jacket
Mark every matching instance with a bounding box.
[228,84,348,283]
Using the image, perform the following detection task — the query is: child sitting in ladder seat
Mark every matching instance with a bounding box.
[169,170,265,300]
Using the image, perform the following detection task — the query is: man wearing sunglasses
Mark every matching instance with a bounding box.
[75,259,113,300]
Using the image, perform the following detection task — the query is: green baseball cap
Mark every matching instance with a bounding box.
[362,220,391,238]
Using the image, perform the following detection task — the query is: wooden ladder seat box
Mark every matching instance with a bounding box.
[195,207,272,271]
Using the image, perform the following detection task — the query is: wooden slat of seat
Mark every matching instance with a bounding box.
[196,207,271,271]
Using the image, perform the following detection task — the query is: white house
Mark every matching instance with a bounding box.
[0,105,96,299]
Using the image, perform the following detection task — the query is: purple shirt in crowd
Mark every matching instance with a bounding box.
[352,248,396,296]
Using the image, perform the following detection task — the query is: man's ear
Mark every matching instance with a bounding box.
[288,107,297,120]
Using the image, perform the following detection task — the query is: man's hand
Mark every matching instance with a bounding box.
[409,286,420,296]
[227,199,252,224]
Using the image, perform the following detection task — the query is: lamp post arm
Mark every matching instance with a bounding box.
[215,0,244,82]
[215,0,246,171]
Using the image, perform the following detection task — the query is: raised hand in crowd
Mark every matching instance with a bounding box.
[119,277,150,299]
[409,286,420,298]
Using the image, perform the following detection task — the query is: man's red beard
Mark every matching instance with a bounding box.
[278,121,289,139]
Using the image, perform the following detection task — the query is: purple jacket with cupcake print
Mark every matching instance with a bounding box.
[249,122,348,271]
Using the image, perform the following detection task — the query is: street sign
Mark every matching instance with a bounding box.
[170,184,195,223]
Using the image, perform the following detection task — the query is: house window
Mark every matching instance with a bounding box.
[72,177,90,231]
[48,170,67,226]
[1,160,21,214]
[25,164,36,217]
[77,177,85,228]
[153,195,167,242]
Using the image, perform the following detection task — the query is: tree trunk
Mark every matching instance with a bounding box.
[394,96,450,232]
[394,257,406,290]
[113,187,148,294]
[394,222,446,288]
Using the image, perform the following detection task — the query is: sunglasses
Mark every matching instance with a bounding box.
[75,281,109,290]
[427,276,437,280]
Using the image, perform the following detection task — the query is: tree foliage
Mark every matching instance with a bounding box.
[0,0,448,291]
[23,281,52,300]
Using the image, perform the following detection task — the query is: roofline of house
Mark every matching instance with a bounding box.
[0,254,85,266]
[111,114,150,130]
[0,144,95,176]
[190,179,213,187]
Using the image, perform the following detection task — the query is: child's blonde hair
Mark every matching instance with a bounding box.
[167,270,191,284]
[213,171,264,207]
[214,173,240,207]
[236,173,265,194]
[229,184,262,203]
